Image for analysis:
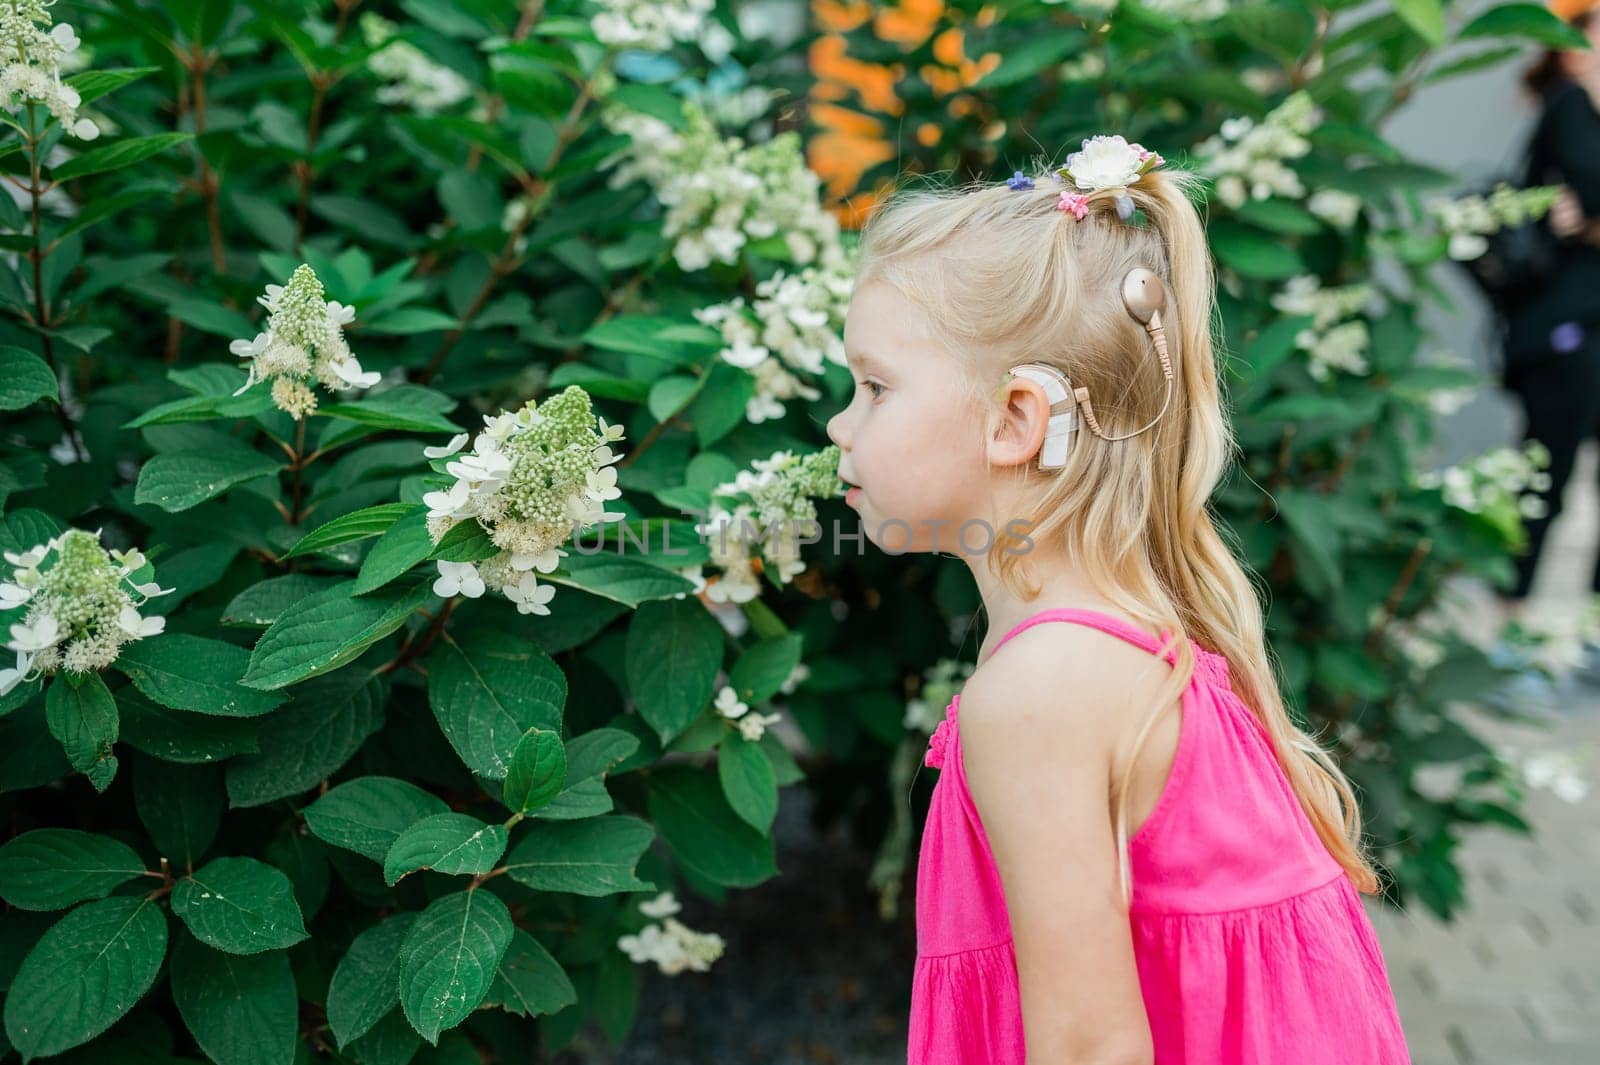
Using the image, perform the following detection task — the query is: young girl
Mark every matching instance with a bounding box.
[825,137,1411,1064]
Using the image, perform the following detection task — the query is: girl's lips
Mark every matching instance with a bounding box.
[845,486,861,505]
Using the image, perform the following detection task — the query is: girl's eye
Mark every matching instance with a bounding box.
[859,379,885,400]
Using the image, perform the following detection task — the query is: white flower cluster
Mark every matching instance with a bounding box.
[1510,747,1592,804]
[1269,274,1378,382]
[1,528,171,694]
[1306,189,1363,229]
[231,263,378,419]
[0,0,97,139]
[423,386,627,616]
[360,13,472,115]
[693,253,854,424]
[617,893,725,975]
[1196,92,1320,210]
[713,684,782,742]
[904,657,975,734]
[1426,183,1563,261]
[1417,440,1552,521]
[604,101,842,272]
[693,445,842,605]
[591,0,714,52]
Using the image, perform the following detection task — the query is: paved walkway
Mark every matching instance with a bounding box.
[1367,443,1600,1064]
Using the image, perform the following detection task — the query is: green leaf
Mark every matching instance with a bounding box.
[117,634,285,717]
[502,815,655,896]
[582,315,722,362]
[242,579,433,690]
[625,599,724,744]
[165,298,257,339]
[282,503,414,559]
[502,727,566,813]
[398,889,514,1045]
[363,306,459,334]
[689,361,756,447]
[44,671,119,792]
[483,928,577,1019]
[2,896,167,1060]
[1275,489,1344,596]
[1459,3,1589,48]
[319,385,461,434]
[170,856,309,954]
[429,518,500,562]
[1207,219,1306,280]
[118,689,260,764]
[718,735,779,833]
[563,727,640,787]
[546,552,697,608]
[0,829,146,911]
[973,31,1083,89]
[354,508,434,594]
[65,66,161,106]
[133,442,280,512]
[727,633,804,706]
[1393,0,1446,44]
[0,346,59,410]
[132,758,223,869]
[648,767,777,887]
[49,132,193,181]
[171,930,298,1065]
[383,813,508,886]
[1231,197,1325,236]
[224,671,384,808]
[303,776,450,861]
[426,631,566,780]
[327,913,417,1048]
[221,574,339,627]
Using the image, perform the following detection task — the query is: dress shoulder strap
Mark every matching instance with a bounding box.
[988,607,1231,687]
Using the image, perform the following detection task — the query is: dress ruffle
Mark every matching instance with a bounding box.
[908,939,1025,1063]
[924,696,959,768]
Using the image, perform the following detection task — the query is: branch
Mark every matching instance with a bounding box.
[24,105,85,461]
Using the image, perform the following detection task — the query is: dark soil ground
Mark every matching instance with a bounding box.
[553,787,917,1064]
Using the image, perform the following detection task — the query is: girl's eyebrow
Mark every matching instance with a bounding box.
[846,349,886,373]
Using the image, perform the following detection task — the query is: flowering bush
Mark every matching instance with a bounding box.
[0,0,1587,1058]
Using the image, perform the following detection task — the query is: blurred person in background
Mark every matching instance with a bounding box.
[1495,0,1600,661]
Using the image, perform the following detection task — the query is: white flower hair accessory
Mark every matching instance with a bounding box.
[1055,135,1166,221]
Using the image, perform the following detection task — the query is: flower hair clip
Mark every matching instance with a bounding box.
[1055,135,1166,221]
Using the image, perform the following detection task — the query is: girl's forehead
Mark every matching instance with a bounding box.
[845,281,937,359]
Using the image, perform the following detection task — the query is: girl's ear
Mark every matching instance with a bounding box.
[987,376,1051,470]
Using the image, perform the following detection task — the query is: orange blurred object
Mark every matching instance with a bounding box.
[1551,0,1598,20]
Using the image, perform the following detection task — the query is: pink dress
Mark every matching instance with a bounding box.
[909,608,1411,1064]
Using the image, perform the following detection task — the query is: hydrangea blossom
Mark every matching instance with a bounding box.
[1306,189,1362,229]
[693,445,842,604]
[591,0,714,52]
[693,251,854,424]
[1269,274,1379,382]
[603,101,842,272]
[0,0,98,139]
[617,892,726,975]
[231,263,378,419]
[1,528,171,693]
[1426,183,1563,261]
[713,683,782,741]
[422,386,627,616]
[1416,440,1552,522]
[1196,92,1319,210]
[360,13,472,115]
[903,658,976,734]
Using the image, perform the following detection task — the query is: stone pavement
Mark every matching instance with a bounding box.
[1366,443,1600,1064]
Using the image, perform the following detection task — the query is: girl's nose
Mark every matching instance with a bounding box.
[826,407,849,451]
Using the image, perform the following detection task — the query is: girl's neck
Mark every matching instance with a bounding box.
[966,555,1133,668]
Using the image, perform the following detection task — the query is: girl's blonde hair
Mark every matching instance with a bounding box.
[856,161,1381,903]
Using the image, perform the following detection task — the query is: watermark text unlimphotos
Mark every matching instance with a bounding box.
[569,512,1037,558]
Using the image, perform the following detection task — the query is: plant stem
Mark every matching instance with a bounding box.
[289,418,308,523]
[24,104,85,462]
[292,0,360,253]
[185,43,227,273]
[414,52,614,385]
